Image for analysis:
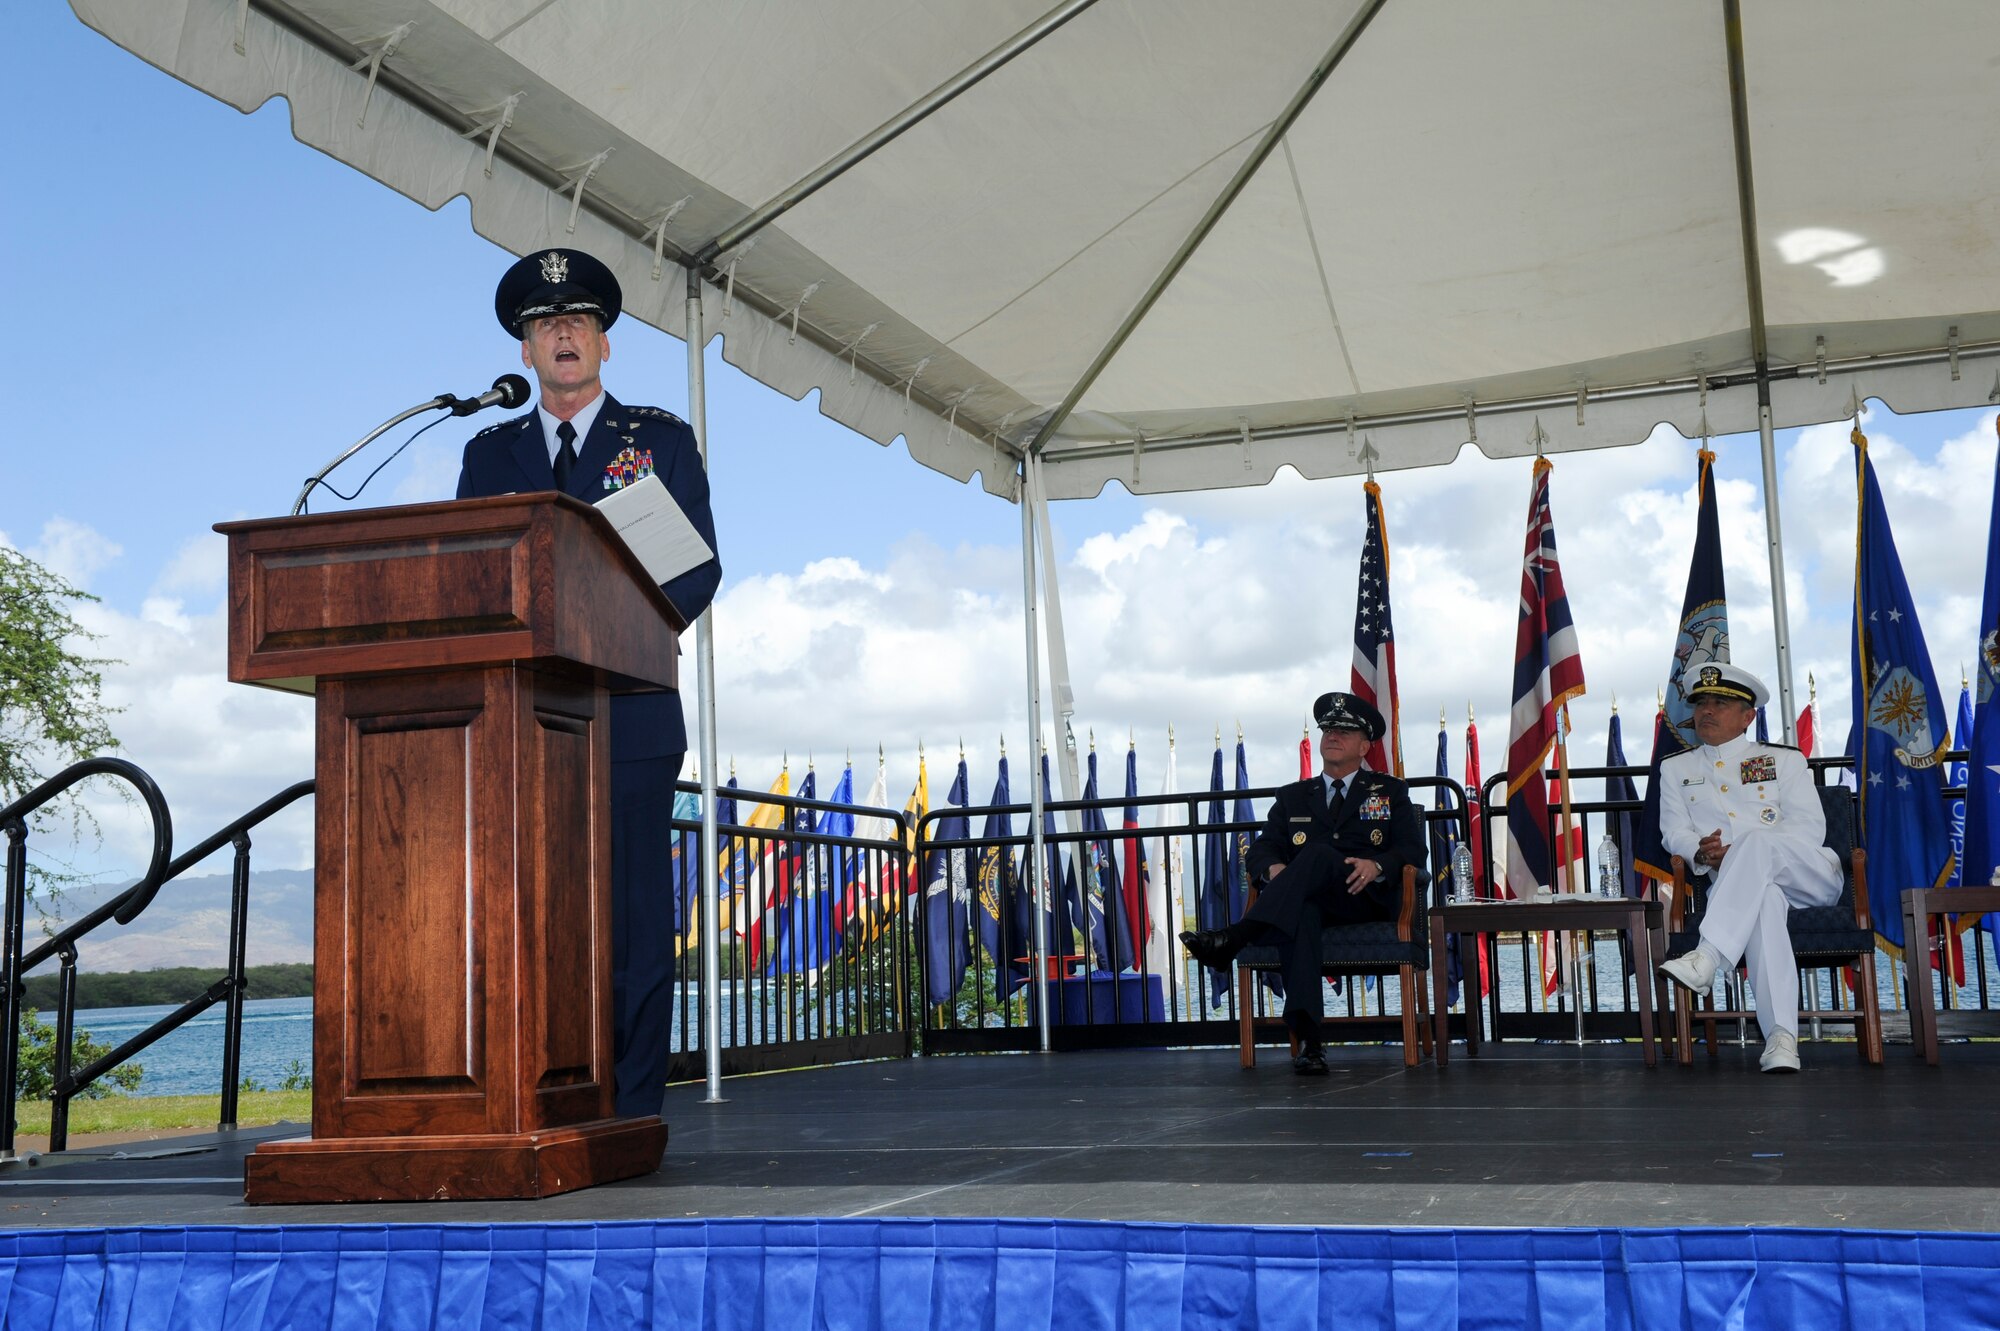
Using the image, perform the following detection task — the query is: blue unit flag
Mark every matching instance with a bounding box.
[1850,426,1955,950]
[1080,750,1137,972]
[1635,448,1727,883]
[975,757,1028,995]
[922,759,973,1005]
[1964,416,2000,941]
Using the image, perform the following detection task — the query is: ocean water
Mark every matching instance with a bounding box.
[64,998,313,1098]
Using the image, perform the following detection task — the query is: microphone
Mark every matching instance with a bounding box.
[291,374,536,515]
[442,374,532,417]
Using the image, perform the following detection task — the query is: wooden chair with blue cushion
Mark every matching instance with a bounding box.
[1664,784,1883,1064]
[1233,865,1434,1069]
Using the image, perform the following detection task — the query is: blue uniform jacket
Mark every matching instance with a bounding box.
[1245,771,1427,889]
[455,393,721,760]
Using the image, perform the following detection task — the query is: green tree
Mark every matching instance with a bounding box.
[0,545,122,897]
[15,1008,141,1099]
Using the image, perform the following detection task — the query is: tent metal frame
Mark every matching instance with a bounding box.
[160,1,2000,1096]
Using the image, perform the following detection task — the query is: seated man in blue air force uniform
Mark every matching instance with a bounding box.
[455,248,722,1118]
[1656,662,1839,1075]
[1180,692,1426,1076]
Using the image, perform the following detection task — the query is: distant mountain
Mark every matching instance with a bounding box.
[30,869,313,973]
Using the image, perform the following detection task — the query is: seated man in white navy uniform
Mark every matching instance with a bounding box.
[1656,662,1841,1074]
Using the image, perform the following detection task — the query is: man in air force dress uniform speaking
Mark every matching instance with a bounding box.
[456,248,722,1116]
[1180,692,1426,1074]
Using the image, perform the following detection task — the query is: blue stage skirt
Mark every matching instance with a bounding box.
[0,1218,1990,1329]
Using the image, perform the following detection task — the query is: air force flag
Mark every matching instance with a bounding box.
[1850,426,1955,950]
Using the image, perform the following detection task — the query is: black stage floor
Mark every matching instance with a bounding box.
[4,1041,1998,1232]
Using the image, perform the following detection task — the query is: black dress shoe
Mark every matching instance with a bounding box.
[1292,1048,1329,1077]
[1180,929,1234,969]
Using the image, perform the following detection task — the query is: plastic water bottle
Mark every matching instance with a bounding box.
[1451,842,1476,903]
[1596,832,1621,899]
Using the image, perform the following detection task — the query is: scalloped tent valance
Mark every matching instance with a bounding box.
[73,0,2000,504]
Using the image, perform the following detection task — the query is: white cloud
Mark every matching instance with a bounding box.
[35,404,1998,882]
[151,532,226,598]
[24,518,121,590]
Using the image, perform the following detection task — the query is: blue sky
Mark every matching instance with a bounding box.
[7,7,1997,884]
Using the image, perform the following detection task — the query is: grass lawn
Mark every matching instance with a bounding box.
[11,1091,309,1137]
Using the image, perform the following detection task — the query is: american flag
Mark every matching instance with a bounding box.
[1350,481,1403,775]
[1505,458,1586,895]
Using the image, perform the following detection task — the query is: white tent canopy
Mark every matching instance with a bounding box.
[74,0,2000,502]
[71,0,2000,1071]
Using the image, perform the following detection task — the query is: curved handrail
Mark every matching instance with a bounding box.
[19,780,312,974]
[0,757,174,925]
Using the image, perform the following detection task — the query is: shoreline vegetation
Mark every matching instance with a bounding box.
[19,963,312,1011]
[10,1090,311,1138]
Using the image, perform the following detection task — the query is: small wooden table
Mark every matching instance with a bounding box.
[1900,886,2000,1065]
[1429,896,1668,1068]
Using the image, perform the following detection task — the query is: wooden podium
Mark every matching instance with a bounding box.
[217,494,680,1203]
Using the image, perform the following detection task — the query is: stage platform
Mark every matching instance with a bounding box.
[4,1041,1997,1232]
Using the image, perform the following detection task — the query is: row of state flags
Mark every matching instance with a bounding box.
[666,732,1295,1011]
[670,411,2000,1004]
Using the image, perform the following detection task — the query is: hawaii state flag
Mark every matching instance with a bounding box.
[1352,480,1403,775]
[1505,457,1587,896]
[1851,425,1955,951]
[1636,448,1728,884]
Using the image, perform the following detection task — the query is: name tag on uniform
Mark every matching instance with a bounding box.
[1290,816,1313,823]
[1741,755,1777,783]
[1360,793,1391,820]
[1681,775,1706,786]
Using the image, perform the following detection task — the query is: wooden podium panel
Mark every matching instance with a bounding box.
[221,497,676,1203]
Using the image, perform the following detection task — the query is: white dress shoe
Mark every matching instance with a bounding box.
[1759,1029,1800,1074]
[1658,948,1717,994]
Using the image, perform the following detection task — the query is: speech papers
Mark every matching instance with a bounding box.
[593,473,713,587]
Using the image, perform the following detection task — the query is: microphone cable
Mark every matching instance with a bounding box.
[299,412,454,513]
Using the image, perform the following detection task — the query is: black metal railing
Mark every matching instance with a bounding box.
[665,780,914,1079]
[910,777,1474,1053]
[1,758,172,1157]
[1,762,315,1155]
[1468,753,2000,1046]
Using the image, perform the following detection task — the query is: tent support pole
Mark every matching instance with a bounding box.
[1756,373,1799,743]
[1028,454,1084,821]
[686,264,726,1104]
[1723,0,1797,743]
[1020,463,1053,1053]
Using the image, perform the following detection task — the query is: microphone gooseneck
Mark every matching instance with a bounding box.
[291,375,534,516]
